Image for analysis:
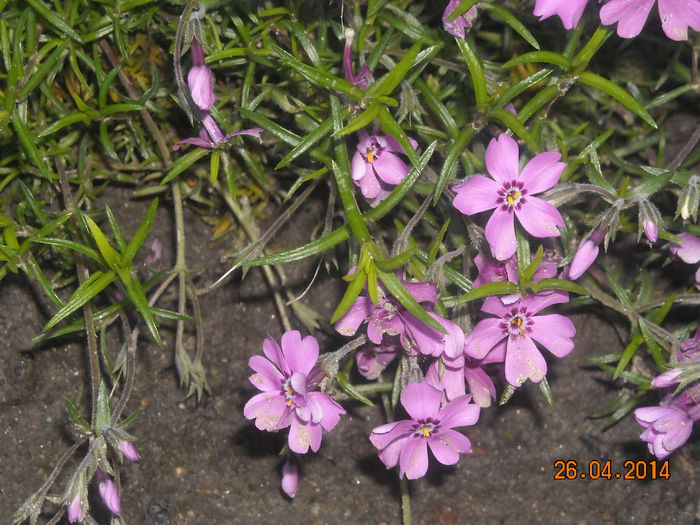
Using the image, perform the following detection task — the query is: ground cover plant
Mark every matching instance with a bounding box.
[2,0,700,523]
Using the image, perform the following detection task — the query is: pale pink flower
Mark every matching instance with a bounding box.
[534,0,591,29]
[568,229,606,280]
[600,0,700,41]
[370,381,480,479]
[452,134,566,261]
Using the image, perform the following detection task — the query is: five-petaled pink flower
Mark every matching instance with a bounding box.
[600,0,700,41]
[351,132,417,207]
[243,331,345,454]
[370,381,480,479]
[452,134,566,261]
[534,0,590,29]
[465,291,576,387]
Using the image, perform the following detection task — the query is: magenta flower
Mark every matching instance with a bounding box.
[465,291,575,386]
[67,495,83,523]
[351,132,418,207]
[243,331,345,454]
[600,0,700,41]
[534,0,590,29]
[343,28,372,89]
[443,0,478,38]
[568,228,606,280]
[281,458,298,498]
[118,440,140,462]
[669,232,700,289]
[369,381,480,479]
[95,471,121,516]
[452,134,566,261]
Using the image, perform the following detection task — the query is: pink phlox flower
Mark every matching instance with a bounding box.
[67,495,83,523]
[369,381,480,479]
[534,0,591,29]
[335,277,436,347]
[355,343,400,380]
[568,228,606,280]
[281,458,298,498]
[669,232,700,289]
[465,291,575,386]
[443,0,478,38]
[600,0,700,41]
[351,132,418,207]
[95,470,121,516]
[243,331,346,454]
[452,134,566,261]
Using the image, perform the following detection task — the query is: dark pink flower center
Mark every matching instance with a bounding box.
[497,180,527,212]
[499,307,533,339]
[413,419,438,438]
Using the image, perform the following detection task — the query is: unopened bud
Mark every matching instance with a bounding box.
[677,176,699,221]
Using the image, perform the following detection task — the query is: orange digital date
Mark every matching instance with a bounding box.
[553,459,670,480]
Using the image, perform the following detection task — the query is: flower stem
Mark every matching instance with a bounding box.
[400,477,411,525]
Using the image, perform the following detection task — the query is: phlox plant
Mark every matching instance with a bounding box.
[3,0,700,523]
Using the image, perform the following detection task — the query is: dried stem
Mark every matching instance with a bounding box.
[55,157,100,428]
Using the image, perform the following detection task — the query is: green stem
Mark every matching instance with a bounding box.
[572,27,610,68]
[400,477,411,525]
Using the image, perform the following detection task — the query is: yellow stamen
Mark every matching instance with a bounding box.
[367,152,374,163]
[421,426,431,437]
[287,399,292,406]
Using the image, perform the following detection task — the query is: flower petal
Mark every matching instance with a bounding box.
[599,0,655,38]
[243,392,288,431]
[485,134,520,183]
[439,395,481,428]
[307,391,346,431]
[262,336,288,375]
[658,0,700,40]
[529,313,576,357]
[515,196,564,238]
[519,290,570,314]
[485,208,517,261]
[281,331,319,376]
[248,355,283,392]
[452,175,500,215]
[505,335,547,386]
[399,437,429,479]
[335,296,374,337]
[465,317,505,359]
[429,429,471,465]
[519,152,565,194]
[401,381,442,421]
[373,152,409,184]
[288,417,322,454]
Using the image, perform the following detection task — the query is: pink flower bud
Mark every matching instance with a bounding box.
[569,229,605,280]
[281,459,298,498]
[643,218,658,243]
[188,64,216,111]
[96,471,121,516]
[118,440,140,462]
[67,495,83,523]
